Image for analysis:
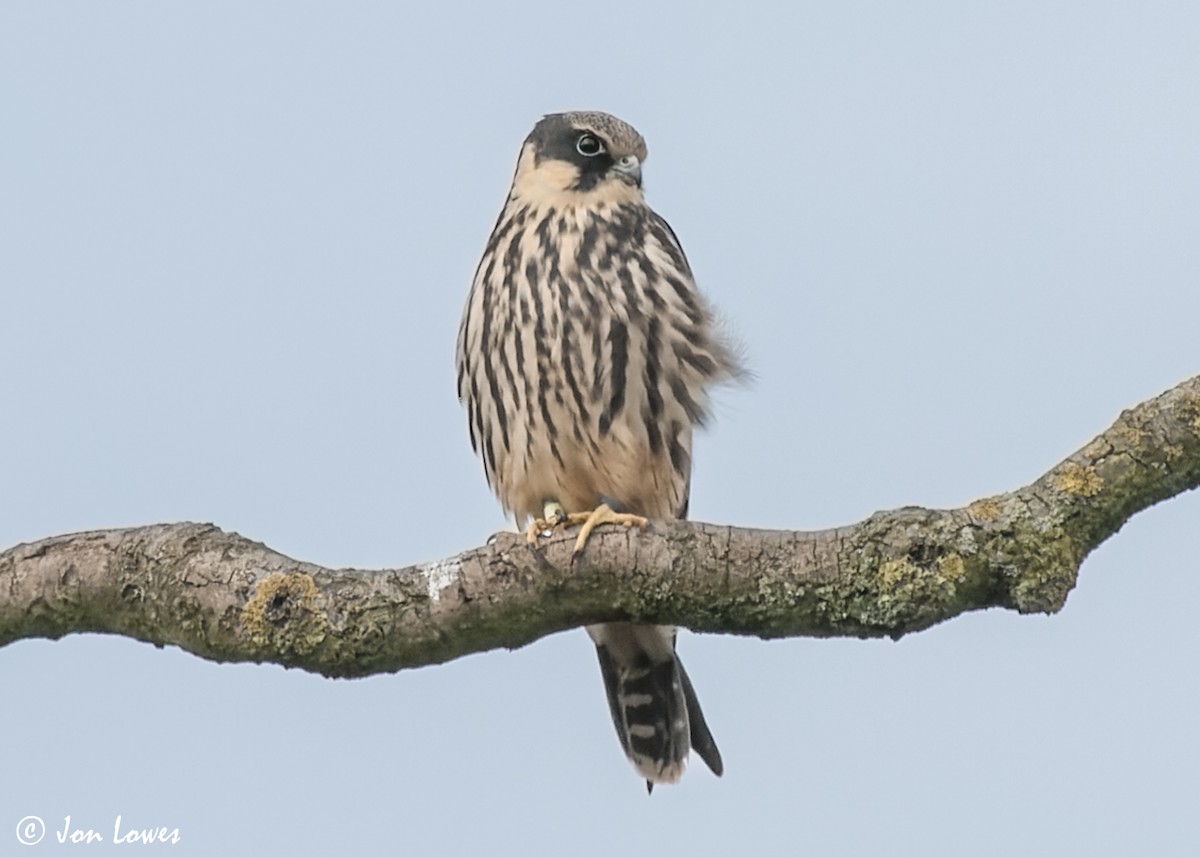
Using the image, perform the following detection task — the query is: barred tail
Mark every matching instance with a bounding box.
[589,622,723,791]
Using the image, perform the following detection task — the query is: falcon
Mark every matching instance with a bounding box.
[455,111,741,790]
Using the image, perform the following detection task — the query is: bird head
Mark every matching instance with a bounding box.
[511,111,648,207]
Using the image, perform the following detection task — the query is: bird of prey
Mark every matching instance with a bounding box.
[455,111,741,790]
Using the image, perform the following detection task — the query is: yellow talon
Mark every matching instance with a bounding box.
[525,502,649,555]
[526,501,569,545]
[569,503,649,557]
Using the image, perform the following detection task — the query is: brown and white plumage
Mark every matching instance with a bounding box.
[456,111,740,789]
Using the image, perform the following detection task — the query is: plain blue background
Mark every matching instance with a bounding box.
[3,3,1198,854]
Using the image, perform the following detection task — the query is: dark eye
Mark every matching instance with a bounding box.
[576,133,605,157]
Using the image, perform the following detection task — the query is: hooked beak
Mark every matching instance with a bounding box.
[611,154,642,187]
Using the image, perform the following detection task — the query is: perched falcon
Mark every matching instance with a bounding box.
[456,111,741,790]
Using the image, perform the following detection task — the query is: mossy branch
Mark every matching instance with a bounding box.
[2,375,1198,678]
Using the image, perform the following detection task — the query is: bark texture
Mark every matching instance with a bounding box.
[2,375,1198,678]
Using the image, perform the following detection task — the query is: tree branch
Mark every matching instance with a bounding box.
[2,375,1198,678]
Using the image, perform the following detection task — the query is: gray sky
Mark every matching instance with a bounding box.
[3,2,1199,854]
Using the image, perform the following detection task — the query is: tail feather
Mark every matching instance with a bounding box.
[607,652,689,782]
[589,622,722,789]
[679,660,723,776]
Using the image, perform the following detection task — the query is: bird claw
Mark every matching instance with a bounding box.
[525,519,549,546]
[570,504,649,560]
[526,503,649,561]
[525,500,569,546]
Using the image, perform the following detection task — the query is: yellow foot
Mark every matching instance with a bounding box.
[526,501,569,546]
[567,504,649,559]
